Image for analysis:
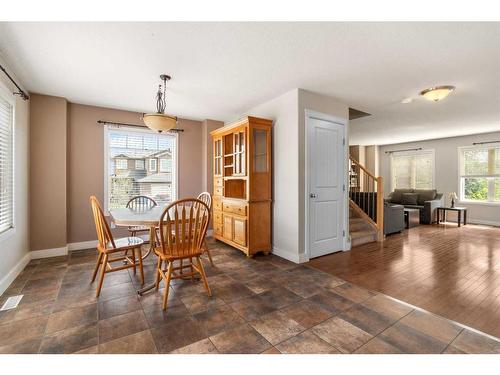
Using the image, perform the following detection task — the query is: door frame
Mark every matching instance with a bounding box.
[304,109,350,259]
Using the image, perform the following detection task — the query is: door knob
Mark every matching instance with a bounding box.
[310,193,317,198]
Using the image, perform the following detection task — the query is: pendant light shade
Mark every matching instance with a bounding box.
[143,74,177,133]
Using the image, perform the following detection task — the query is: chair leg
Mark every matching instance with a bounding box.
[189,257,195,281]
[131,248,137,275]
[91,252,103,282]
[96,254,108,297]
[196,256,212,297]
[155,257,163,290]
[205,248,214,266]
[162,261,173,310]
[137,246,144,285]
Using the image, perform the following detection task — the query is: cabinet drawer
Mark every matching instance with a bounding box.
[213,197,222,211]
[214,186,224,196]
[222,201,247,216]
[214,177,223,187]
[213,210,223,225]
[214,222,223,236]
[233,217,247,246]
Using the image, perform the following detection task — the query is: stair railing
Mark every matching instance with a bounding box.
[349,156,384,241]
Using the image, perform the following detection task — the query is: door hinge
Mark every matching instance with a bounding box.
[343,184,346,192]
[343,138,345,146]
[343,230,345,237]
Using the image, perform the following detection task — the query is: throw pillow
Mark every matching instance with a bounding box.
[401,193,419,206]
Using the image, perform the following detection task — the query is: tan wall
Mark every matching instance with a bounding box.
[66,103,205,244]
[30,94,68,251]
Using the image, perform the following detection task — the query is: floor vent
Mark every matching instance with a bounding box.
[0,295,23,311]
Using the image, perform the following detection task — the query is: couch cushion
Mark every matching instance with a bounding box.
[390,188,414,203]
[413,189,437,205]
[401,193,419,205]
[404,205,424,210]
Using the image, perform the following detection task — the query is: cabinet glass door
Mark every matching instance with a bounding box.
[233,131,246,175]
[253,129,268,173]
[214,139,222,176]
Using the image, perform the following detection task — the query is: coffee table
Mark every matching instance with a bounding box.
[403,208,420,229]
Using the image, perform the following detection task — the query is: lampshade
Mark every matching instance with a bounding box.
[143,113,177,133]
[420,86,455,102]
[449,192,458,200]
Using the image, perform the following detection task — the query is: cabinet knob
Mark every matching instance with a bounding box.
[310,193,317,198]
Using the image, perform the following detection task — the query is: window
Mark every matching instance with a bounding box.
[149,159,157,172]
[135,159,145,170]
[116,159,128,169]
[105,127,177,210]
[391,150,435,190]
[159,158,169,172]
[459,146,500,203]
[0,91,14,235]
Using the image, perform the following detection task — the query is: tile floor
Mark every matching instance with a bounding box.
[1,238,499,354]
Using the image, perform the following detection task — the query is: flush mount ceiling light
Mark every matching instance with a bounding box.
[420,85,455,102]
[143,74,177,133]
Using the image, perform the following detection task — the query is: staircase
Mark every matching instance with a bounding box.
[348,156,384,247]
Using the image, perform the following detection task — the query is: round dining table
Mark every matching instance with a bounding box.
[109,206,165,295]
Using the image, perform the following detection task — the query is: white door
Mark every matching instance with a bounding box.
[307,115,345,258]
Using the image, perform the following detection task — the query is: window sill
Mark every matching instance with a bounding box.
[458,200,500,207]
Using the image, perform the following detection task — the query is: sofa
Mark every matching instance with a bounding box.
[384,202,405,235]
[386,188,443,225]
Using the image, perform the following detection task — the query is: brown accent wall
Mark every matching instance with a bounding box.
[30,94,68,251]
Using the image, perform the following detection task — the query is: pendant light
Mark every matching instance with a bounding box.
[143,74,177,132]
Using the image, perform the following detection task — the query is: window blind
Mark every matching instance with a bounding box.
[0,94,13,234]
[459,146,500,202]
[391,150,434,190]
[106,127,177,210]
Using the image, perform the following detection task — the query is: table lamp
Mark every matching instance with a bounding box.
[449,192,458,208]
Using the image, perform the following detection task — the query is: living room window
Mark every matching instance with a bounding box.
[104,127,177,211]
[390,150,435,190]
[459,146,500,203]
[0,89,14,235]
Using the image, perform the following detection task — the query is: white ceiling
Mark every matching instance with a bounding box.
[0,22,499,145]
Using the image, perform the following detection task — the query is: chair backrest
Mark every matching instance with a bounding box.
[158,198,210,258]
[126,195,157,211]
[89,196,115,249]
[196,192,212,210]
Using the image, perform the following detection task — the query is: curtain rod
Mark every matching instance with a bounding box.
[385,147,423,154]
[97,120,184,133]
[0,64,29,101]
[472,141,500,145]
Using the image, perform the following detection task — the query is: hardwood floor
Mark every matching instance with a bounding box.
[309,222,500,339]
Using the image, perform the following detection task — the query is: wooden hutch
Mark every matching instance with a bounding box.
[210,116,272,257]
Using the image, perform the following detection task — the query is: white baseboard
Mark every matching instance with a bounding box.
[0,252,31,296]
[272,247,309,264]
[68,240,98,251]
[467,219,500,227]
[31,246,68,259]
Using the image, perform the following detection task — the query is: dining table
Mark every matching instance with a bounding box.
[109,206,165,295]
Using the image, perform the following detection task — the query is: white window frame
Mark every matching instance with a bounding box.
[135,159,145,170]
[159,158,169,172]
[458,144,500,205]
[390,149,435,191]
[103,126,178,213]
[115,158,128,170]
[0,81,15,238]
[149,159,157,172]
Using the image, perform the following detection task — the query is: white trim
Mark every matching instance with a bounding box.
[0,252,30,296]
[31,246,68,259]
[272,247,309,264]
[68,240,98,251]
[304,109,349,259]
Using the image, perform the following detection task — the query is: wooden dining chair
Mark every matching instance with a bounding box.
[196,192,214,266]
[89,196,145,297]
[154,198,211,310]
[126,195,157,237]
